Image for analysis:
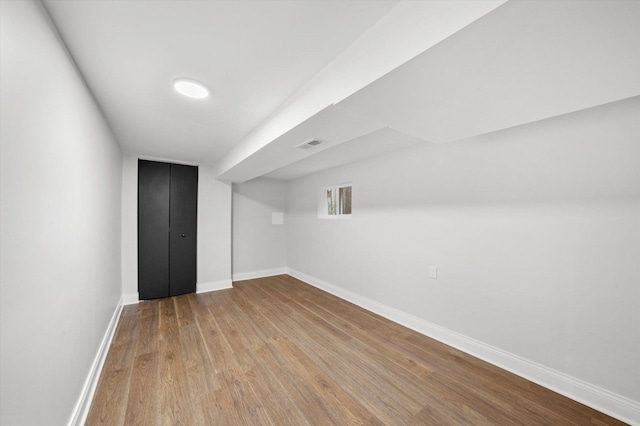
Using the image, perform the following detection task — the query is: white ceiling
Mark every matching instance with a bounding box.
[43,0,398,164]
[216,105,386,183]
[44,0,639,183]
[338,0,640,144]
[263,127,426,181]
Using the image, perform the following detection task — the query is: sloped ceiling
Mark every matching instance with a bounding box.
[44,1,639,183]
[222,0,640,182]
[338,0,640,145]
[263,127,426,181]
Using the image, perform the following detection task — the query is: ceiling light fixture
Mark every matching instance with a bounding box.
[173,78,209,99]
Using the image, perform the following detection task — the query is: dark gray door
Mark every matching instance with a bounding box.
[168,163,198,297]
[138,160,198,299]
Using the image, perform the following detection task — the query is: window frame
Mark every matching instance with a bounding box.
[318,183,352,219]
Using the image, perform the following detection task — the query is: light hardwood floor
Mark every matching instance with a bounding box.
[86,275,625,425]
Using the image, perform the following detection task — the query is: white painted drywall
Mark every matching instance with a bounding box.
[0,1,123,424]
[233,178,287,277]
[286,97,640,403]
[120,158,232,298]
[198,165,232,286]
[215,1,506,177]
[121,155,139,300]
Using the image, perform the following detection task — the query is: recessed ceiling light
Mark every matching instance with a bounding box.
[173,78,209,99]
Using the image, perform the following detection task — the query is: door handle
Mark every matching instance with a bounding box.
[182,233,186,238]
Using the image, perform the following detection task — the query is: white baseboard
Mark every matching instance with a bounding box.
[197,279,233,294]
[232,267,287,282]
[68,296,123,426]
[122,292,139,305]
[286,268,640,425]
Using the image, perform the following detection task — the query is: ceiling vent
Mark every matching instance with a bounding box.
[294,138,326,150]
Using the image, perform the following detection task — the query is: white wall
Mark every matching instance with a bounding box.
[232,178,287,279]
[286,97,640,405]
[121,155,138,302]
[198,165,232,287]
[0,1,123,425]
[121,157,232,298]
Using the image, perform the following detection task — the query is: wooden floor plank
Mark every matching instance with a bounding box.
[123,352,160,425]
[241,350,313,426]
[135,306,159,356]
[85,314,138,425]
[241,282,426,423]
[253,339,351,425]
[267,334,384,426]
[158,298,196,426]
[218,366,273,426]
[86,275,627,425]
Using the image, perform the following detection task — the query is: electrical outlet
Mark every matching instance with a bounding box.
[429,265,438,279]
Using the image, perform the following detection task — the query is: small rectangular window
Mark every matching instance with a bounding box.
[320,184,352,218]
